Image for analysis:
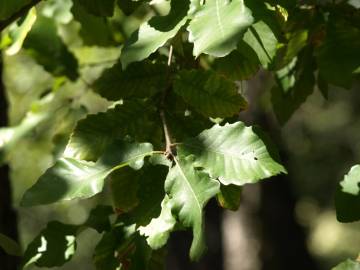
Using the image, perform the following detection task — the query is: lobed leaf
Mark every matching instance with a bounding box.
[165,156,220,260]
[138,196,176,249]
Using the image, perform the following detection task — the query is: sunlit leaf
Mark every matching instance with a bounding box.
[21,141,154,206]
[332,259,360,270]
[242,20,278,68]
[138,196,176,249]
[336,165,360,222]
[187,0,253,57]
[120,0,189,67]
[165,156,220,260]
[178,122,286,186]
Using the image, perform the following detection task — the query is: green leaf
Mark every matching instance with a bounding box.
[336,165,360,222]
[332,259,360,270]
[5,7,36,56]
[93,225,128,270]
[138,196,176,249]
[109,167,140,213]
[178,122,286,186]
[0,233,22,256]
[117,0,144,16]
[121,0,189,67]
[340,165,360,196]
[123,164,168,226]
[271,47,316,125]
[0,0,32,21]
[93,61,168,101]
[165,156,220,260]
[316,17,360,88]
[83,205,114,233]
[21,141,154,206]
[217,184,242,211]
[174,70,247,118]
[213,42,260,81]
[187,0,253,57]
[71,0,116,47]
[242,21,278,69]
[23,15,79,80]
[74,0,115,17]
[65,101,159,161]
[22,221,78,268]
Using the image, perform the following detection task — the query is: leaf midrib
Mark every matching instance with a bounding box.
[174,158,202,218]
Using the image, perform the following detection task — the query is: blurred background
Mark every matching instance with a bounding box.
[1,0,360,269]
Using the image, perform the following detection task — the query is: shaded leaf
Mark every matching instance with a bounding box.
[0,0,32,21]
[93,61,168,101]
[174,70,247,118]
[110,168,140,214]
[22,221,78,268]
[23,15,79,80]
[0,233,22,256]
[316,17,360,88]
[187,0,253,57]
[271,47,316,125]
[123,165,168,226]
[121,0,189,67]
[21,141,154,206]
[65,101,159,161]
[178,122,286,186]
[217,184,242,211]
[71,0,116,46]
[74,0,115,17]
[83,205,114,233]
[213,42,260,81]
[165,156,220,260]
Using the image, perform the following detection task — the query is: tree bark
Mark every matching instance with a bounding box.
[0,52,20,269]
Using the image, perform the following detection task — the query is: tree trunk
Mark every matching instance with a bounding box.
[0,52,20,269]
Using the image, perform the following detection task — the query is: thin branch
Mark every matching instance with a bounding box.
[0,0,42,32]
[160,110,173,158]
[159,45,174,159]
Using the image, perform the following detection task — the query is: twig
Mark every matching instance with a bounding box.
[0,0,42,32]
[159,45,174,159]
[160,110,173,158]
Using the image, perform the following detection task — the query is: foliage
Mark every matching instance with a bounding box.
[0,0,359,269]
